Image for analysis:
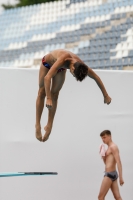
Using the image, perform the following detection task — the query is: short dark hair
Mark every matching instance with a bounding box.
[74,62,88,81]
[100,130,111,137]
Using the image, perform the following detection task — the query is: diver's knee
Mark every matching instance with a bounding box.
[38,88,46,99]
[51,91,59,101]
[114,195,122,200]
[98,193,104,200]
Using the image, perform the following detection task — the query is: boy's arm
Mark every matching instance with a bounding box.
[111,146,124,186]
[87,67,111,104]
[102,156,106,164]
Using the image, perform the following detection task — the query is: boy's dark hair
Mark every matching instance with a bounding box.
[100,130,111,137]
[74,62,88,81]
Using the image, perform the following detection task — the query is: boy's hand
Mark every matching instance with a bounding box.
[46,98,52,109]
[104,95,112,105]
[119,177,124,186]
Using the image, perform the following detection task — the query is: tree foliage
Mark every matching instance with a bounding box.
[2,0,57,10]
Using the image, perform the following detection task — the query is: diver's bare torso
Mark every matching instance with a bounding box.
[105,144,117,172]
[45,49,83,67]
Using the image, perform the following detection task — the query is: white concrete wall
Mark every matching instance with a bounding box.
[0,68,133,200]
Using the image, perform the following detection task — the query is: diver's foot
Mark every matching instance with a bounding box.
[35,125,42,142]
[42,125,52,142]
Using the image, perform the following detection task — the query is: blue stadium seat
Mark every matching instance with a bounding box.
[128,50,133,57]
[129,58,133,66]
[0,0,132,69]
[122,57,129,66]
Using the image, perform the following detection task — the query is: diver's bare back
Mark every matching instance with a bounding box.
[105,143,118,172]
[45,49,83,66]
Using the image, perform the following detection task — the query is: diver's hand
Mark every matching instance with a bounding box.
[104,95,112,105]
[46,98,52,109]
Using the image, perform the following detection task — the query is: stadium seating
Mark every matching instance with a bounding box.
[0,0,133,69]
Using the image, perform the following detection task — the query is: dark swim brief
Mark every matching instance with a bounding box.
[42,56,66,73]
[104,171,118,181]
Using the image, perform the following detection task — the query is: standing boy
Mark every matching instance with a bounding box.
[98,130,124,200]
